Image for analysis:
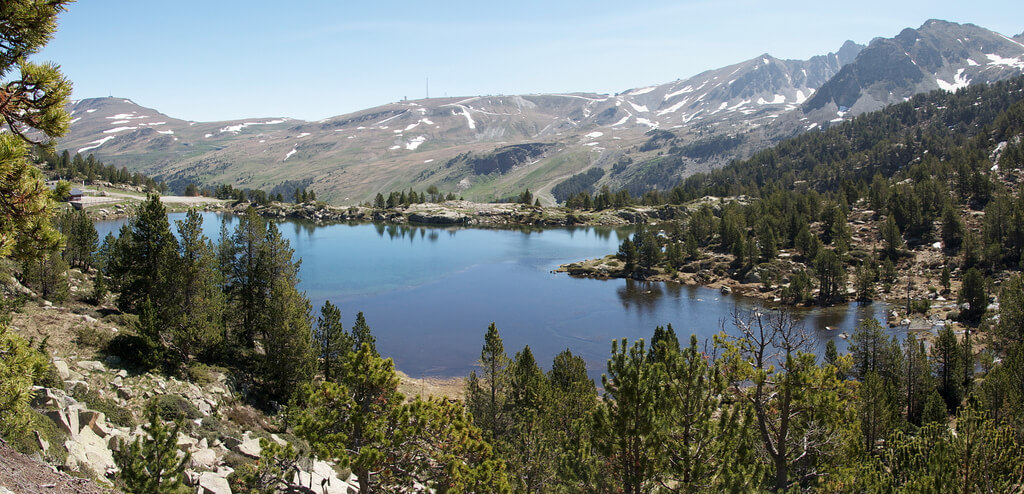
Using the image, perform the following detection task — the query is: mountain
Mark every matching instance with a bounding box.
[54,20,1023,205]
[803,19,1024,119]
[58,41,862,205]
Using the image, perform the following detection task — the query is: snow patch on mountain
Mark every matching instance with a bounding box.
[219,119,288,134]
[664,85,695,100]
[628,102,649,113]
[79,136,115,153]
[104,126,137,134]
[628,86,657,96]
[284,147,297,160]
[406,136,426,150]
[937,68,971,92]
[985,53,1024,69]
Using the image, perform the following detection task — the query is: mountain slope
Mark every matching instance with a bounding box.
[53,20,1023,205]
[804,20,1024,118]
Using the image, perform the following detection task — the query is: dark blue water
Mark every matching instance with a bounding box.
[96,213,894,381]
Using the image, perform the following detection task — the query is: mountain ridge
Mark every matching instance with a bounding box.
[53,20,1023,205]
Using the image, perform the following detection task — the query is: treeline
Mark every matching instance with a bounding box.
[551,168,604,203]
[459,292,1024,491]
[33,146,166,191]
[201,183,317,205]
[371,185,458,208]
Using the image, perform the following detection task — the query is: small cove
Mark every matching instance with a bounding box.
[96,212,895,382]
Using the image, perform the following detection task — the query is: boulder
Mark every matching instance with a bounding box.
[198,471,232,494]
[76,360,106,373]
[177,432,198,452]
[190,448,219,470]
[77,409,106,435]
[65,426,116,476]
[66,380,90,395]
[33,387,69,409]
[294,460,349,494]
[53,359,72,381]
[235,432,262,459]
[116,385,133,400]
[45,406,81,437]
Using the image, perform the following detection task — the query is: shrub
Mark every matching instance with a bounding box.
[148,394,202,422]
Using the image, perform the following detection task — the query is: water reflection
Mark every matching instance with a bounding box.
[616,279,664,314]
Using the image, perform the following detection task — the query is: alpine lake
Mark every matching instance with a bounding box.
[97,212,895,383]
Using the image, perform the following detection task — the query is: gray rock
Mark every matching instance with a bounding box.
[45,407,80,437]
[76,360,106,373]
[295,460,349,494]
[35,430,49,452]
[198,471,232,494]
[116,385,133,400]
[64,426,116,476]
[53,359,71,381]
[66,380,90,395]
[77,409,106,435]
[32,387,69,409]
[236,432,262,459]
[177,432,198,452]
[191,448,219,470]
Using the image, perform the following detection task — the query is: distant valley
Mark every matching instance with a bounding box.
[56,20,1024,205]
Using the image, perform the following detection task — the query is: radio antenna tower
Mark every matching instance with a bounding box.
[426,77,429,99]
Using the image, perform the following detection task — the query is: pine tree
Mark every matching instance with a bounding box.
[227,207,267,347]
[110,194,179,314]
[594,338,665,494]
[959,267,986,322]
[169,209,224,362]
[258,222,314,403]
[662,334,761,490]
[466,323,510,438]
[721,308,854,491]
[351,311,376,356]
[314,300,351,382]
[115,409,190,494]
[881,215,903,261]
[504,346,556,493]
[932,326,964,413]
[0,0,71,260]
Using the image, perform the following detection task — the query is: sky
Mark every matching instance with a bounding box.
[33,0,1024,123]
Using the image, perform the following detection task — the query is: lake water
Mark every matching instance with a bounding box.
[96,213,895,382]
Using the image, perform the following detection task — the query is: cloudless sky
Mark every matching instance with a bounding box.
[33,0,1023,122]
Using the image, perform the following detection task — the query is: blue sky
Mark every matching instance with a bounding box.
[34,0,1023,122]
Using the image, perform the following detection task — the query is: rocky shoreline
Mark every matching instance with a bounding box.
[243,200,671,227]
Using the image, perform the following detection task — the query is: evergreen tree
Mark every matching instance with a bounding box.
[258,222,314,403]
[314,300,351,382]
[504,346,556,493]
[110,194,179,314]
[0,0,71,260]
[662,334,761,491]
[617,237,637,273]
[880,214,903,261]
[594,338,665,494]
[351,311,376,356]
[959,267,986,322]
[466,323,511,439]
[227,207,267,347]
[720,308,854,491]
[115,409,190,494]
[932,327,964,413]
[169,209,224,363]
[814,248,847,305]
[941,205,965,253]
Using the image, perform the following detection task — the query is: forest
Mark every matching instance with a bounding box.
[3,2,1024,492]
